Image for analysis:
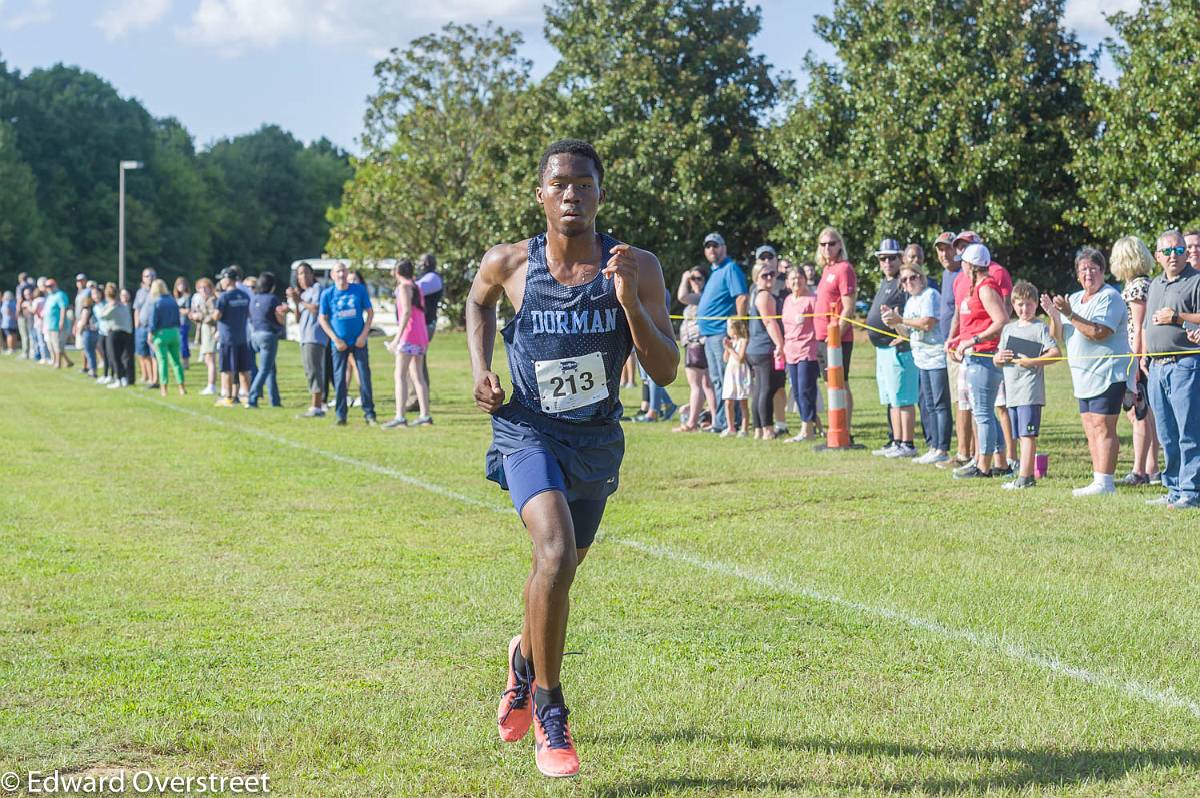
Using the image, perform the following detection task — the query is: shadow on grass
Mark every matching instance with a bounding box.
[590,730,1199,795]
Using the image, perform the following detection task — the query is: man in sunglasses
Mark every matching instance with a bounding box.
[869,238,919,458]
[696,232,749,433]
[1144,229,1200,509]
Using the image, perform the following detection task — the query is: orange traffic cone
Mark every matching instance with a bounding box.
[815,302,860,451]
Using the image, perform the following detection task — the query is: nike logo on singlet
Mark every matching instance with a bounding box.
[530,308,620,335]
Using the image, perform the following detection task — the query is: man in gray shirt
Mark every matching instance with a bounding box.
[1143,229,1200,509]
[132,267,158,387]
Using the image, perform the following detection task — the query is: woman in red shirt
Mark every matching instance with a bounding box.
[948,243,1010,478]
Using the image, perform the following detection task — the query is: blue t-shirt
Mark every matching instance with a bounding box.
[147,294,181,333]
[1062,283,1132,399]
[249,293,284,335]
[697,257,748,337]
[319,283,372,342]
[1,298,15,328]
[299,284,328,345]
[215,288,251,345]
[44,290,69,331]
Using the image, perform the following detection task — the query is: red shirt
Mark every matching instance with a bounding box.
[814,260,857,342]
[954,260,1012,307]
[954,275,1002,353]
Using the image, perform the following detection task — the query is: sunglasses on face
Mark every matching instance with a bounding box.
[878,255,898,262]
[819,241,838,247]
[759,272,777,279]
[1161,246,1186,256]
[900,275,921,283]
[704,242,721,249]
[758,254,776,260]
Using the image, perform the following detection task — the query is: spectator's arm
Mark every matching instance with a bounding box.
[357,305,374,348]
[677,272,701,305]
[734,292,749,319]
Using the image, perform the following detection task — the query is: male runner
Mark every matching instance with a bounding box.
[466,139,678,778]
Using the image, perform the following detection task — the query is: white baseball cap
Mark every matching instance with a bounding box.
[961,243,991,267]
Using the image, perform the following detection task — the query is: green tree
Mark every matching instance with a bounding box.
[1067,0,1200,243]
[201,125,351,282]
[763,0,1092,293]
[543,0,785,279]
[0,120,52,283]
[327,22,544,320]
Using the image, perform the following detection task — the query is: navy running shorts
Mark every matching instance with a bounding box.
[486,401,623,549]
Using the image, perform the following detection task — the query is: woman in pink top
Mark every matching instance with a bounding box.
[782,266,820,441]
[384,259,432,428]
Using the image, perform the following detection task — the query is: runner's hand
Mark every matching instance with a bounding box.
[604,244,640,311]
[474,371,505,414]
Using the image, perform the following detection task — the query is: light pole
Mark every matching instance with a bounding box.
[118,160,143,292]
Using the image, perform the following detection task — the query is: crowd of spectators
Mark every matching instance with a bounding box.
[6,256,443,428]
[6,228,1199,507]
[656,227,1200,508]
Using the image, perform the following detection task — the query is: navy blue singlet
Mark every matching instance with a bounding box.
[501,231,633,423]
[485,231,634,514]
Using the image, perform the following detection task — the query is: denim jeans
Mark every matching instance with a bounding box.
[918,366,952,452]
[966,357,1003,460]
[637,362,675,414]
[332,344,374,420]
[1148,357,1200,503]
[248,330,280,406]
[80,329,99,373]
[786,360,819,422]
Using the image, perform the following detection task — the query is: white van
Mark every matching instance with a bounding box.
[286,258,398,341]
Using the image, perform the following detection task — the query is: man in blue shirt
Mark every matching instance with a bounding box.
[696,232,748,432]
[42,278,74,369]
[318,262,376,425]
[213,270,253,407]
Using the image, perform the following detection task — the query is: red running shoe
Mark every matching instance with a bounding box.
[497,635,534,742]
[533,702,580,778]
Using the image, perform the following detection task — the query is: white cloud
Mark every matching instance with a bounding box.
[2,0,53,30]
[177,0,542,57]
[95,0,172,39]
[1064,0,1139,38]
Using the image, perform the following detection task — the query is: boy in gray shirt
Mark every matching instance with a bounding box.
[994,281,1061,489]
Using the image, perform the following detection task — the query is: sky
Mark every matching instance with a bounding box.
[0,0,1135,154]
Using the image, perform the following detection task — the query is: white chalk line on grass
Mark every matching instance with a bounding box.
[42,368,1200,722]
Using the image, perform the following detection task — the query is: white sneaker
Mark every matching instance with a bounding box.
[1072,482,1116,497]
[96,375,112,385]
[199,384,215,396]
[886,443,918,458]
[783,433,808,443]
[872,443,897,456]
[912,450,938,465]
[107,380,122,389]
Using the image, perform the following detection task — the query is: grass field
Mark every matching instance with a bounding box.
[1,333,1198,797]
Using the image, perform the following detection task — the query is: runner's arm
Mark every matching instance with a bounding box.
[604,245,679,385]
[467,245,519,413]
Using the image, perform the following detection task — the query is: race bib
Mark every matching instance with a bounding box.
[535,351,609,414]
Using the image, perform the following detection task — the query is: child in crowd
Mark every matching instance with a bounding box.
[1,291,17,354]
[994,280,1060,489]
[721,318,751,439]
